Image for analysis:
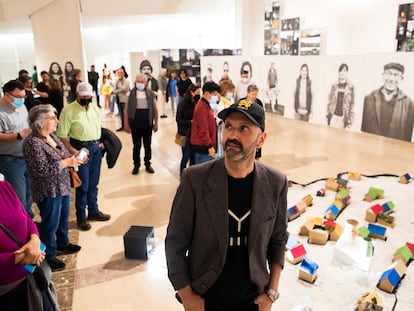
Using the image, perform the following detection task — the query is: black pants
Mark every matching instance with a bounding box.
[130,126,152,167]
[205,301,258,311]
[0,279,28,311]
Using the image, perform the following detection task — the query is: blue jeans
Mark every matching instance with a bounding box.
[180,138,194,175]
[71,142,102,222]
[194,153,214,164]
[38,195,70,260]
[118,102,125,128]
[0,156,33,218]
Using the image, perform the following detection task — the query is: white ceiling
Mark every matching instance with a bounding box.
[0,0,236,33]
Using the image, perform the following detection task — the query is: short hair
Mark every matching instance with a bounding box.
[179,69,188,76]
[20,76,33,84]
[28,104,57,132]
[338,63,348,72]
[2,80,25,94]
[202,81,221,93]
[18,69,29,77]
[135,73,148,83]
[247,84,259,93]
[40,71,48,76]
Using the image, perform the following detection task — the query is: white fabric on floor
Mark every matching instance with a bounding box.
[278,175,414,311]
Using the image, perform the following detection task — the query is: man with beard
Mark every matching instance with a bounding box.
[57,82,111,231]
[165,99,288,311]
[139,60,158,94]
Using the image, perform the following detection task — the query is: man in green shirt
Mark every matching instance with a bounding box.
[57,82,110,231]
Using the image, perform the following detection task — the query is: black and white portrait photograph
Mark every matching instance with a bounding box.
[326,63,355,129]
[361,62,414,142]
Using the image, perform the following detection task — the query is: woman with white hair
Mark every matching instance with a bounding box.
[23,104,83,271]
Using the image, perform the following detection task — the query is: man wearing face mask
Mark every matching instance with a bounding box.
[190,81,221,164]
[124,74,159,175]
[57,82,111,231]
[0,80,34,218]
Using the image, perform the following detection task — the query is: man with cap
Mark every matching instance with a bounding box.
[361,62,414,142]
[166,99,288,311]
[57,82,111,231]
[140,59,158,94]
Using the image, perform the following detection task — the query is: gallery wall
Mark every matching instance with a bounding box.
[200,53,414,142]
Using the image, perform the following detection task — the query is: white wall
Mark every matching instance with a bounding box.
[0,0,411,83]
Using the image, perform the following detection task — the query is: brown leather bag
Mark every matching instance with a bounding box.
[69,169,82,188]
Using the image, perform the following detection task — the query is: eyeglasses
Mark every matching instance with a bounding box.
[45,115,58,121]
[7,92,26,99]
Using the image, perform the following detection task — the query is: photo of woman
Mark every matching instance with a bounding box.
[294,63,312,121]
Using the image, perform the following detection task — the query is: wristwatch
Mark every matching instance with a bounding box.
[16,132,22,140]
[266,288,279,302]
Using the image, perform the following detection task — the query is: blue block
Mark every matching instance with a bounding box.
[286,235,298,249]
[299,257,319,274]
[379,268,400,287]
[368,223,386,237]
[325,204,339,216]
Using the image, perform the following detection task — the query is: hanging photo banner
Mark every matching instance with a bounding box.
[396,3,414,51]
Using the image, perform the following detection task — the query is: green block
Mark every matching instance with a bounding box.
[368,187,384,198]
[358,226,370,238]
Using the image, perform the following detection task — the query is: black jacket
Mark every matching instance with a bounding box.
[101,128,122,169]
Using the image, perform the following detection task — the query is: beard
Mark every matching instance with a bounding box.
[224,137,259,162]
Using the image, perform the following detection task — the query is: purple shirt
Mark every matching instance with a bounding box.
[0,181,38,286]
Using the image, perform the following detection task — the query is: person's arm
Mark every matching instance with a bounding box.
[0,127,32,143]
[152,96,159,132]
[177,284,204,311]
[254,263,282,310]
[15,233,45,266]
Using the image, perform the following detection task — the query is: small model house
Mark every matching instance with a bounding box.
[367,224,387,240]
[377,260,407,293]
[365,204,383,223]
[287,195,313,222]
[286,243,307,264]
[325,177,340,191]
[348,171,361,181]
[406,242,414,257]
[298,257,319,283]
[399,173,411,184]
[364,187,384,202]
[392,245,413,265]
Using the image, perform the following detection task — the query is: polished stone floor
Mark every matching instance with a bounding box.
[49,107,414,311]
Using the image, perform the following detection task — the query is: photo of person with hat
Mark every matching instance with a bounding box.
[166,98,287,311]
[139,59,158,93]
[361,62,414,142]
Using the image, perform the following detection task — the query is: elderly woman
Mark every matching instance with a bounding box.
[23,104,83,271]
[0,180,46,309]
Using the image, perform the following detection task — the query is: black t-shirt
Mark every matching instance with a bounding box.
[203,171,258,310]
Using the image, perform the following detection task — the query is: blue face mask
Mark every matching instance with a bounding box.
[13,97,25,108]
[136,83,145,91]
[209,95,218,111]
[226,92,233,100]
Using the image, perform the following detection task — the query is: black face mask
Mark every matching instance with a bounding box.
[79,98,92,106]
[193,95,201,103]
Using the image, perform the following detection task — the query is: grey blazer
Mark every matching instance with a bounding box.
[165,157,288,295]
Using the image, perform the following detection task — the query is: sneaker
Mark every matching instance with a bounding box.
[132,166,139,175]
[57,243,81,255]
[88,211,111,221]
[47,258,65,271]
[116,127,124,132]
[145,166,155,174]
[77,220,91,231]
